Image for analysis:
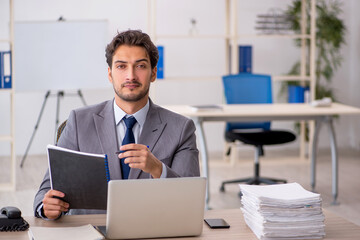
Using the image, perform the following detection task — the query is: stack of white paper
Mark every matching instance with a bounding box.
[239,183,325,240]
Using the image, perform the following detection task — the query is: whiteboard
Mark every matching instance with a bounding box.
[14,20,109,91]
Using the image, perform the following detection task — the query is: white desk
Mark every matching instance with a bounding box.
[1,209,359,239]
[163,103,360,208]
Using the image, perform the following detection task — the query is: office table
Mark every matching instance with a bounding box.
[163,103,360,207]
[1,209,359,239]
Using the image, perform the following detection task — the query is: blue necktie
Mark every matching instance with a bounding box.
[121,116,137,179]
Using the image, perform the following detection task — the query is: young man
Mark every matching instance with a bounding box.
[34,30,200,220]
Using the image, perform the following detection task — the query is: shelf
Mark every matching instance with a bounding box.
[0,88,13,92]
[236,34,311,39]
[155,34,311,40]
[0,183,15,191]
[0,39,11,43]
[273,75,311,81]
[156,76,221,81]
[156,75,312,82]
[157,75,311,82]
[156,34,229,39]
[0,135,13,141]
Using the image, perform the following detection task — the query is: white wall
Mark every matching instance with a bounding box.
[0,0,359,156]
[330,0,360,150]
[346,0,360,149]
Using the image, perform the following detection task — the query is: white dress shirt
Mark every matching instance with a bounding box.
[113,99,167,178]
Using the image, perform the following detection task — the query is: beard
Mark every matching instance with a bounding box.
[113,80,150,102]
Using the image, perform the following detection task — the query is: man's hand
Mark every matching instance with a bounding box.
[42,190,69,220]
[119,144,163,178]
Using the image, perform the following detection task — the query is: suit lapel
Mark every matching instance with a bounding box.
[128,100,167,179]
[93,100,122,180]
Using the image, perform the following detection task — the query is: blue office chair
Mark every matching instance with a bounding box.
[220,73,296,192]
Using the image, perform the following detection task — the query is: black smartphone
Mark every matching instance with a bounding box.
[204,218,230,229]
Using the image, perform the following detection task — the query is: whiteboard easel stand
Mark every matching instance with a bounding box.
[20,89,86,168]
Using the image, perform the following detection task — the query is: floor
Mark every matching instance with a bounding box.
[0,147,359,226]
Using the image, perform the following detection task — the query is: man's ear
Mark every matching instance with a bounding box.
[151,66,157,82]
[108,67,113,83]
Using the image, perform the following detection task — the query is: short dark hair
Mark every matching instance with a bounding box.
[105,30,159,69]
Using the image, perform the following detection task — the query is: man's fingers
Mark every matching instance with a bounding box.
[43,197,69,209]
[43,203,68,212]
[118,144,161,178]
[120,150,148,159]
[43,201,69,213]
[124,155,147,164]
[42,189,69,219]
[43,200,68,220]
[119,143,147,152]
[43,199,69,219]
[120,146,150,158]
[128,162,144,169]
[118,144,149,158]
[45,189,65,198]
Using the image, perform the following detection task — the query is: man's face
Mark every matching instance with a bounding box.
[108,45,157,103]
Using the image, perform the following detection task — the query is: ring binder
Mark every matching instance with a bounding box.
[0,51,12,89]
[104,155,110,182]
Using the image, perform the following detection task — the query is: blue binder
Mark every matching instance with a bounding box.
[157,46,164,79]
[0,51,2,89]
[239,46,252,73]
[288,85,309,103]
[0,51,12,89]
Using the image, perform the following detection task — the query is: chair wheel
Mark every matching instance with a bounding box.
[219,185,225,192]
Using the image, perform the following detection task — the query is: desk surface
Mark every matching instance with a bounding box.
[164,103,360,119]
[163,102,360,207]
[1,208,360,239]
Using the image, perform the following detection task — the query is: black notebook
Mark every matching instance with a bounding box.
[47,145,109,210]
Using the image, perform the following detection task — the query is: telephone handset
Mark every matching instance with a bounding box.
[0,206,29,231]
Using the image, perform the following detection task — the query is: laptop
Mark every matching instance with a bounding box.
[103,177,206,239]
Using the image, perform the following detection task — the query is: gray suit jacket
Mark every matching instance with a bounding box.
[34,99,199,217]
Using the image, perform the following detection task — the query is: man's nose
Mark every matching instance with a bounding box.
[126,67,136,80]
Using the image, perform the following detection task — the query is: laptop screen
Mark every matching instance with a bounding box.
[105,177,206,239]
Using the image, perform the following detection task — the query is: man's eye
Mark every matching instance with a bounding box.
[117,65,126,69]
[137,64,146,69]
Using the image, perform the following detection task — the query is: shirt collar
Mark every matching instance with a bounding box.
[113,99,149,127]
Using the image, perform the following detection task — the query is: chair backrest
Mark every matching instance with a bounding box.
[222,73,272,131]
